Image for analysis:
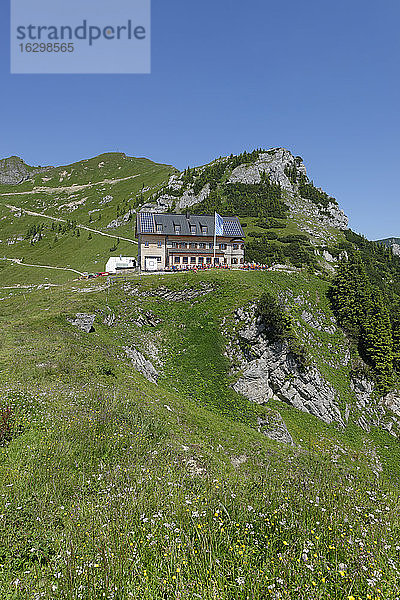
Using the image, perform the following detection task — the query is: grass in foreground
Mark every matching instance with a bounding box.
[0,271,399,599]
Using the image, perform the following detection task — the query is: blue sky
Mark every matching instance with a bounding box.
[1,0,399,239]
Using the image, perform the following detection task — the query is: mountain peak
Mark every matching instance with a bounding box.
[0,155,52,185]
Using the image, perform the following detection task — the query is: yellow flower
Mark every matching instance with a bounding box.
[339,570,345,577]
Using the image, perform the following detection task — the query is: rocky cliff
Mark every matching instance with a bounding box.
[225,302,400,439]
[0,156,52,185]
[226,303,344,426]
[142,147,348,235]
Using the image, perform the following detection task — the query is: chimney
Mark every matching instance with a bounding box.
[185,211,190,219]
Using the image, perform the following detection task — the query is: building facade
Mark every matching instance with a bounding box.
[106,256,137,274]
[136,212,245,271]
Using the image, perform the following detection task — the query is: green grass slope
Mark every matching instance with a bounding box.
[0,270,399,599]
[0,153,177,285]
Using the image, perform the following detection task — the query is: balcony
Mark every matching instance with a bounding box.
[167,246,216,254]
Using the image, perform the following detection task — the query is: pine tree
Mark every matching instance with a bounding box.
[329,253,394,393]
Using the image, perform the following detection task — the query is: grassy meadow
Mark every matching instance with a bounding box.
[0,270,399,599]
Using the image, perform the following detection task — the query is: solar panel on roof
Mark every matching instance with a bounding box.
[140,213,155,233]
[223,219,243,236]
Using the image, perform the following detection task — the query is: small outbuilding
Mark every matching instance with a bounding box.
[105,256,137,274]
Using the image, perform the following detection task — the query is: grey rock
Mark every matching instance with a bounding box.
[177,183,211,211]
[301,310,336,334]
[107,209,136,229]
[146,182,211,213]
[0,156,53,185]
[351,376,375,408]
[231,455,248,467]
[322,250,335,262]
[231,307,344,426]
[228,148,301,191]
[124,346,158,384]
[142,284,213,302]
[103,313,116,327]
[67,313,96,333]
[257,411,294,445]
[383,391,400,417]
[392,243,400,256]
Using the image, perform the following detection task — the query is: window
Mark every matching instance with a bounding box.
[157,257,162,262]
[233,244,238,249]
[190,225,196,234]
[144,241,149,247]
[214,257,219,264]
[190,257,196,264]
[198,257,204,263]
[206,257,211,264]
[182,256,188,264]
[209,243,213,249]
[220,243,227,250]
[189,242,196,249]
[201,225,208,235]
[240,258,244,263]
[178,242,187,249]
[156,223,163,232]
[241,244,245,249]
[199,243,206,249]
[174,225,181,234]
[157,241,162,248]
[232,258,238,264]
[172,242,177,248]
[174,256,180,264]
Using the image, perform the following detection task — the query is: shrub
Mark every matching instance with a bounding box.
[257,292,292,342]
[257,292,308,369]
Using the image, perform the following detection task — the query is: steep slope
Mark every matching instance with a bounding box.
[1,271,400,599]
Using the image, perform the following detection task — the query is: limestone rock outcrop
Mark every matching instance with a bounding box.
[124,346,158,384]
[0,156,52,185]
[67,313,96,333]
[229,305,344,426]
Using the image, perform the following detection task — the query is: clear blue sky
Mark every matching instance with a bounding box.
[1,0,399,239]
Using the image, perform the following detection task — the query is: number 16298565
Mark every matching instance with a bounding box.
[19,43,74,52]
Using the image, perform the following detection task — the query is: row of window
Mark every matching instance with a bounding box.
[172,241,214,249]
[144,240,163,248]
[172,256,244,265]
[155,223,209,235]
[143,241,244,250]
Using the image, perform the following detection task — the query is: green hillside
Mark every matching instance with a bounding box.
[0,153,177,284]
[1,148,400,599]
[1,270,400,599]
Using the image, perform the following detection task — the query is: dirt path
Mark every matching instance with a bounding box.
[1,257,84,275]
[5,204,138,245]
[0,174,139,196]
